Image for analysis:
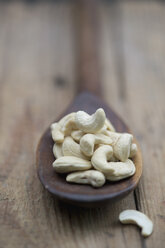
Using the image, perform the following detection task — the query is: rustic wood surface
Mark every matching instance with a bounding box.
[0,1,165,247]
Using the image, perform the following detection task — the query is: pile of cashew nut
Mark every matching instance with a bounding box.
[51,108,138,188]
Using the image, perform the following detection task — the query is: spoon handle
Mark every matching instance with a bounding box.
[75,0,102,97]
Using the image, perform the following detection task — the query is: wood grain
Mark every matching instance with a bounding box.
[100,1,165,248]
[0,1,165,248]
[75,0,102,96]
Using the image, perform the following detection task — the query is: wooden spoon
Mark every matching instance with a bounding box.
[36,0,142,207]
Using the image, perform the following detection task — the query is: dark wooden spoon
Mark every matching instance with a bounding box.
[36,0,142,207]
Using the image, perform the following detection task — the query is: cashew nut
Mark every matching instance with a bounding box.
[80,134,112,157]
[51,123,64,143]
[53,156,92,173]
[51,113,76,142]
[119,210,153,237]
[66,170,106,188]
[58,112,76,126]
[113,133,133,162]
[62,136,90,160]
[75,108,106,133]
[105,159,136,181]
[129,143,137,158]
[71,130,84,142]
[53,143,63,158]
[91,145,114,174]
[61,114,77,136]
[101,131,133,161]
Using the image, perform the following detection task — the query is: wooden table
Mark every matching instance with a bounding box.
[0,1,165,247]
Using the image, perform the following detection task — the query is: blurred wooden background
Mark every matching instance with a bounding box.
[0,0,165,247]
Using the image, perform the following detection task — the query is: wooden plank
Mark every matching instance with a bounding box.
[0,2,76,248]
[122,2,165,248]
[101,1,165,248]
[100,2,143,248]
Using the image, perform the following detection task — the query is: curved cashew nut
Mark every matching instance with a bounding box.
[71,130,84,142]
[53,156,92,173]
[61,114,77,136]
[91,145,114,174]
[94,144,114,154]
[105,159,136,181]
[80,133,112,157]
[66,170,106,188]
[129,143,137,158]
[75,108,106,133]
[113,133,133,162]
[51,123,64,143]
[101,131,133,161]
[62,136,90,160]
[51,113,76,142]
[119,210,153,237]
[53,143,63,158]
[58,112,76,126]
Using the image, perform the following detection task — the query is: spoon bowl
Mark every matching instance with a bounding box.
[36,92,142,207]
